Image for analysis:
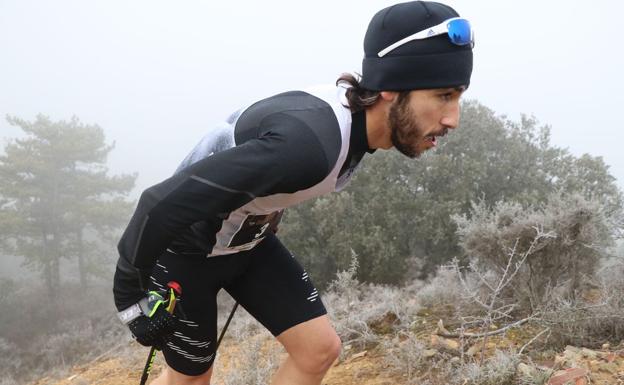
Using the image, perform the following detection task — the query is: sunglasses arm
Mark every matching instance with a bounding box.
[376,18,458,58]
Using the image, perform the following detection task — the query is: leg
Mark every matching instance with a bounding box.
[148,251,246,384]
[272,315,341,385]
[224,234,338,385]
[150,366,213,385]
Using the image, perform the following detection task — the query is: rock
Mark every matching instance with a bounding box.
[602,343,610,350]
[580,348,598,360]
[466,344,481,357]
[430,334,460,352]
[351,350,367,360]
[554,354,567,367]
[598,362,619,374]
[423,349,438,358]
[368,312,399,334]
[548,367,588,385]
[517,363,535,378]
[561,346,584,366]
[437,319,450,335]
[587,360,601,372]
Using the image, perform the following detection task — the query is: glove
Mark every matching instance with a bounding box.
[128,306,175,349]
[118,291,176,349]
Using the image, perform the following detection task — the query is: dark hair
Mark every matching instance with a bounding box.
[336,73,381,112]
[336,73,411,113]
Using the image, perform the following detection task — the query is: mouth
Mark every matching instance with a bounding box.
[424,129,448,147]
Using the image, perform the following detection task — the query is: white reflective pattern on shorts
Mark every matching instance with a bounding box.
[179,319,199,328]
[307,289,319,302]
[174,331,212,348]
[165,341,214,363]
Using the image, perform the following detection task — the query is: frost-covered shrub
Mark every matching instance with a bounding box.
[452,350,519,385]
[539,255,624,348]
[217,334,282,385]
[324,254,422,350]
[454,192,613,311]
[382,333,428,384]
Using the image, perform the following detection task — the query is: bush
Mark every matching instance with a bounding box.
[454,192,614,312]
[382,332,429,385]
[323,253,422,351]
[0,280,128,383]
[539,255,624,348]
[216,333,282,385]
[452,350,519,385]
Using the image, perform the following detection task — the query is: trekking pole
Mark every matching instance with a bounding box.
[216,301,239,351]
[139,281,182,385]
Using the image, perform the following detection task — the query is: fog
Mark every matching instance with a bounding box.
[2,3,624,382]
[1,0,623,191]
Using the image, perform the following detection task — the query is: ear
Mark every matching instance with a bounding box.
[380,91,399,102]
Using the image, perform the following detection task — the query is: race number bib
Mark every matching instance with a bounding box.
[227,210,284,249]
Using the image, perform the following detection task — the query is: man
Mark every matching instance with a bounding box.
[113,1,474,384]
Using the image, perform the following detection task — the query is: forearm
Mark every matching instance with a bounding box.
[113,256,151,311]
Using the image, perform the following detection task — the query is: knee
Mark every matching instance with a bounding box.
[156,366,213,385]
[293,333,342,375]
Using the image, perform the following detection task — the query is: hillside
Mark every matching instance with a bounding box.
[28,323,624,385]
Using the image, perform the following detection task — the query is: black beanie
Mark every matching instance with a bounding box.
[361,1,473,91]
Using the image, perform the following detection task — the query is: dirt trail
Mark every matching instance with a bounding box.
[28,335,624,385]
[28,339,400,385]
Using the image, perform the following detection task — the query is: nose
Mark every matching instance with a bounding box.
[441,100,460,129]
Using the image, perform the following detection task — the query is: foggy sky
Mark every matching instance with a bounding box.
[1,0,622,193]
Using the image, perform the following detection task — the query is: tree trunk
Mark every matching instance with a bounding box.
[50,228,61,295]
[42,231,54,295]
[77,229,87,291]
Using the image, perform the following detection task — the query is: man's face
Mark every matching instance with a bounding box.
[388,87,465,158]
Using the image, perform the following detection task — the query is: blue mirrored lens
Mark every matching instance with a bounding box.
[447,19,472,46]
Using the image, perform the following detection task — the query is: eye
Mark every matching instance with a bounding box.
[439,92,453,101]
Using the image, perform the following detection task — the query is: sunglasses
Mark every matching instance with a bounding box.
[377,17,474,58]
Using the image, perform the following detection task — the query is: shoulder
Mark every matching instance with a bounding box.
[234,88,346,169]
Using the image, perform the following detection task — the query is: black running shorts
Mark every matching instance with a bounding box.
[147,233,327,375]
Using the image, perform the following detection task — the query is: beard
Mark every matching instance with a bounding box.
[388,93,427,159]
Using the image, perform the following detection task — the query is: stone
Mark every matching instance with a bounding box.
[598,362,619,374]
[466,344,481,357]
[430,334,460,351]
[580,348,598,360]
[437,319,450,335]
[548,367,589,385]
[517,363,535,377]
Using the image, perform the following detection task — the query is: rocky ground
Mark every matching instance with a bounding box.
[28,329,624,385]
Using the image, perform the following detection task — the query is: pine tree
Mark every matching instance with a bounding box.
[0,114,136,294]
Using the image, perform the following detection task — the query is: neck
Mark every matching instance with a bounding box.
[365,102,392,150]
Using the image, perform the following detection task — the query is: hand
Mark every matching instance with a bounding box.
[128,305,175,349]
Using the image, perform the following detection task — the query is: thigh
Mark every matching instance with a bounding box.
[276,314,341,369]
[224,234,327,337]
[149,251,224,376]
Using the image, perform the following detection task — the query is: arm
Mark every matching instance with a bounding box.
[113,113,336,310]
